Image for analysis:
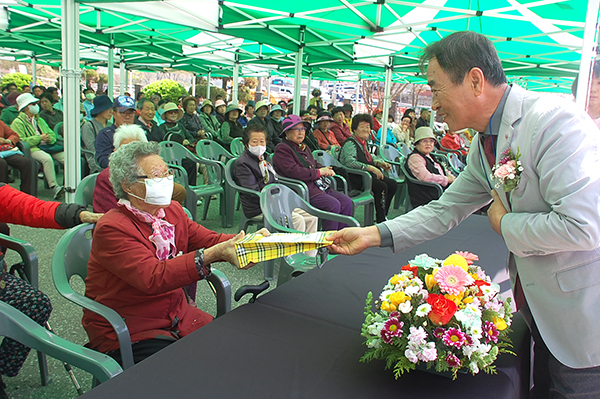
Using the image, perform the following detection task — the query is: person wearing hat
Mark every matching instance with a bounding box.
[214,99,227,125]
[0,92,22,127]
[238,100,254,128]
[220,104,244,147]
[248,100,278,153]
[268,104,284,138]
[309,88,324,112]
[343,103,353,126]
[330,106,352,145]
[81,95,113,174]
[312,111,341,152]
[405,126,455,207]
[95,95,136,169]
[158,103,198,186]
[339,113,397,223]
[278,100,288,115]
[11,93,65,198]
[134,98,162,143]
[197,99,220,139]
[272,115,353,231]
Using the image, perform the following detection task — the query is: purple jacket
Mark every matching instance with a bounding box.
[272,139,324,198]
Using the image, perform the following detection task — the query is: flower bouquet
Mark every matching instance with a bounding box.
[491,147,523,192]
[361,252,514,379]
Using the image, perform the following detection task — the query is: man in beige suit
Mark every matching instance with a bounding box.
[328,31,600,399]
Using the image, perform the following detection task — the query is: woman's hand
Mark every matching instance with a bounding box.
[319,167,336,177]
[197,130,206,139]
[79,211,103,224]
[447,173,456,184]
[182,139,190,146]
[369,165,384,180]
[206,229,270,270]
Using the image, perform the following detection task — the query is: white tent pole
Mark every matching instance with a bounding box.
[266,73,271,104]
[381,59,393,147]
[107,44,114,97]
[306,71,312,109]
[333,80,338,106]
[293,28,305,115]
[232,53,239,103]
[119,59,126,95]
[575,0,600,108]
[355,76,360,110]
[128,69,132,95]
[191,73,196,97]
[31,54,36,86]
[207,69,211,101]
[61,0,81,203]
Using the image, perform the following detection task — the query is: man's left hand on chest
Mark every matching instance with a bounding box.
[488,190,508,235]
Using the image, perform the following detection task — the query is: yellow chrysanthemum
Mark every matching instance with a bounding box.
[381,301,397,312]
[425,274,436,290]
[444,292,465,305]
[390,274,401,286]
[462,296,474,304]
[493,316,508,331]
[443,254,469,272]
[389,291,411,306]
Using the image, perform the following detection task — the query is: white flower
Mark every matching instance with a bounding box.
[469,324,482,339]
[367,338,382,349]
[367,322,384,336]
[405,284,421,296]
[476,344,491,355]
[420,343,438,362]
[469,361,480,374]
[405,348,419,363]
[398,301,413,314]
[408,326,427,344]
[379,290,394,302]
[416,304,432,317]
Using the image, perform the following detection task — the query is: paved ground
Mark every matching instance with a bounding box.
[2,173,408,398]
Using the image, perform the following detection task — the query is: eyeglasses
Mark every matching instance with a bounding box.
[136,169,175,182]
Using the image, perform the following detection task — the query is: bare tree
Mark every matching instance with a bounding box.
[361,80,409,115]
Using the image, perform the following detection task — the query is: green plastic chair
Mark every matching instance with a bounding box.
[74,173,99,208]
[224,158,264,233]
[230,137,245,157]
[195,139,236,227]
[399,160,443,211]
[312,150,375,226]
[379,144,410,211]
[159,141,227,226]
[0,233,49,385]
[51,223,233,370]
[260,184,360,286]
[0,301,122,384]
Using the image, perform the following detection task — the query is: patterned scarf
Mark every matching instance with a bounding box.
[355,136,373,163]
[117,199,176,261]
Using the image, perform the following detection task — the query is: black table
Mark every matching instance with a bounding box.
[82,215,530,398]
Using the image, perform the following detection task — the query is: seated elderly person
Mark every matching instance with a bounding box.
[233,124,317,236]
[84,140,263,365]
[405,126,455,207]
[440,125,468,157]
[339,113,397,223]
[93,124,186,214]
[272,115,353,231]
[312,111,341,152]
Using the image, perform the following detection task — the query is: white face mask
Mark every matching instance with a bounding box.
[248,145,266,158]
[28,104,40,115]
[129,176,174,206]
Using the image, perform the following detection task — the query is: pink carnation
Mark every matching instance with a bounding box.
[434,266,474,295]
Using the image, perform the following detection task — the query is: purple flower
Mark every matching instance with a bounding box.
[381,318,404,344]
[445,352,461,368]
[442,327,467,349]
[483,320,499,344]
[433,327,445,339]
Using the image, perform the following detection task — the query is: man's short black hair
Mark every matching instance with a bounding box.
[39,93,54,104]
[419,31,506,87]
[331,107,345,118]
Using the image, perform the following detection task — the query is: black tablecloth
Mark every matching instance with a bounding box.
[82,215,530,399]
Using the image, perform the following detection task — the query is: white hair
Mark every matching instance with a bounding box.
[113,124,148,149]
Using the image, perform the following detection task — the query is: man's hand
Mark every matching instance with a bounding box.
[326,225,381,255]
[488,190,508,235]
[79,211,103,224]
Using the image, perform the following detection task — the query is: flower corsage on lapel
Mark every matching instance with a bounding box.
[491,147,522,192]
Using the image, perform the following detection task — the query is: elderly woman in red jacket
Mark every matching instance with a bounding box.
[83,141,265,365]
